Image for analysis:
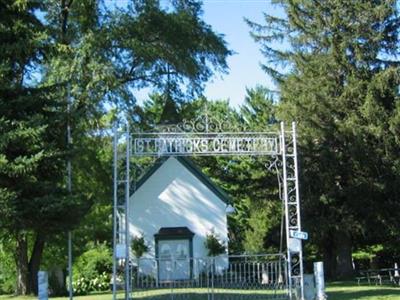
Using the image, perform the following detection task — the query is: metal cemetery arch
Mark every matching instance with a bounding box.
[112,113,304,300]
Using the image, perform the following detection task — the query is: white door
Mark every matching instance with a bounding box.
[158,239,190,281]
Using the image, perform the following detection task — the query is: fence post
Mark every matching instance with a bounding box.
[314,262,327,300]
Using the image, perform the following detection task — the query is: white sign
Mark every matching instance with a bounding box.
[288,238,302,252]
[290,230,308,240]
[133,135,278,156]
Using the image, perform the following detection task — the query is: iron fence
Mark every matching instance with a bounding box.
[123,254,289,299]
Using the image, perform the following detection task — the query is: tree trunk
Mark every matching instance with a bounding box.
[322,239,336,279]
[15,234,29,295]
[334,232,354,279]
[28,233,46,295]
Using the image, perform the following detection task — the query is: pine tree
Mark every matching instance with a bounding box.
[240,86,281,254]
[249,0,400,278]
[0,1,91,294]
[1,0,231,294]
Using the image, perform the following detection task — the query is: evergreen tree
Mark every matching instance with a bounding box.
[239,86,281,254]
[249,0,400,278]
[0,0,231,294]
[0,1,91,294]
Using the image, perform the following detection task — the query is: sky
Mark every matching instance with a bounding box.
[201,0,274,107]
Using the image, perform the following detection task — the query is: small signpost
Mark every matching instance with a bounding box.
[290,230,308,240]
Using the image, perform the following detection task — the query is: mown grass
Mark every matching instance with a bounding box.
[326,282,400,300]
[1,282,399,300]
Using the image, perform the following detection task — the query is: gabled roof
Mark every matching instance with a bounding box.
[134,156,230,204]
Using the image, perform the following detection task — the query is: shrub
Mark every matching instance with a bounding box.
[131,235,149,258]
[72,242,112,295]
[204,232,226,257]
[73,272,110,295]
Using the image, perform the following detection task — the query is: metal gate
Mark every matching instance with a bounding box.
[112,114,304,300]
[129,254,288,299]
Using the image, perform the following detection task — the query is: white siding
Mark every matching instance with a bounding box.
[129,157,228,260]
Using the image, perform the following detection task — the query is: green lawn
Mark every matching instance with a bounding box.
[326,282,400,300]
[1,282,399,300]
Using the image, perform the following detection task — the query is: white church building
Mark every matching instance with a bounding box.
[128,156,231,281]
